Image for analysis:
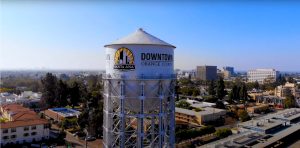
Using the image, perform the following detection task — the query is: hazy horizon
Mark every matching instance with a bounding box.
[1,1,300,71]
[1,68,300,74]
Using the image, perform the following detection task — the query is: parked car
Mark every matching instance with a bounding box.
[85,136,96,141]
[31,143,47,148]
[76,131,86,139]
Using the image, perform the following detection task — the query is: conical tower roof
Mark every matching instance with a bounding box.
[104,28,176,48]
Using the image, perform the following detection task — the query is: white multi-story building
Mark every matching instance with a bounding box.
[247,69,279,84]
[1,123,50,145]
[0,104,50,146]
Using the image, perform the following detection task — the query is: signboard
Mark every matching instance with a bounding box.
[113,47,173,71]
[114,47,135,70]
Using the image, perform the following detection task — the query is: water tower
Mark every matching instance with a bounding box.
[103,28,176,148]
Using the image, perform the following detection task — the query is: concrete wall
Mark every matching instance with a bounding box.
[0,124,49,145]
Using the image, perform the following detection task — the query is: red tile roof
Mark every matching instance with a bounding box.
[0,119,49,129]
[0,104,49,129]
[1,104,30,112]
[11,111,38,121]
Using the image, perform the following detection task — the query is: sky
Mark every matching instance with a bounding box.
[1,1,300,71]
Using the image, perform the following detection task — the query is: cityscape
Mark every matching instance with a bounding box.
[1,1,300,148]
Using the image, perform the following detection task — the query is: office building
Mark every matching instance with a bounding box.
[247,69,279,84]
[223,66,235,75]
[196,66,217,81]
[222,70,231,79]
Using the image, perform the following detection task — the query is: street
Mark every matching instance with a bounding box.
[51,124,103,148]
[61,131,103,148]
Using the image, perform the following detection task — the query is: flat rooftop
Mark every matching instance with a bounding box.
[233,132,263,145]
[202,108,300,148]
[240,108,300,132]
[240,118,283,132]
[49,108,81,118]
[175,107,226,116]
[273,108,300,121]
[202,131,261,148]
[252,124,300,148]
[190,102,216,108]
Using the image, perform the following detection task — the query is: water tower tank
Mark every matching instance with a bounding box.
[103,28,176,148]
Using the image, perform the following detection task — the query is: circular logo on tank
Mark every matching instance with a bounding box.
[114,47,135,70]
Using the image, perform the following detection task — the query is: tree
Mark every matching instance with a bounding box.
[78,105,89,129]
[216,77,226,100]
[192,88,200,96]
[215,100,226,109]
[88,101,103,136]
[246,82,256,91]
[231,84,240,101]
[178,77,193,86]
[57,80,69,107]
[86,75,102,93]
[277,74,286,85]
[224,81,234,89]
[77,75,104,137]
[69,82,81,108]
[283,89,296,108]
[41,73,58,107]
[208,80,216,96]
[237,109,250,122]
[214,128,232,138]
[239,83,248,104]
[254,81,260,90]
[61,118,78,129]
[228,91,234,103]
[179,86,199,96]
[261,82,277,91]
[176,126,215,142]
[179,87,191,96]
[287,77,295,83]
[203,95,218,103]
[176,100,191,109]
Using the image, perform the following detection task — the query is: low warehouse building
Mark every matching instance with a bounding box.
[175,107,226,126]
[44,108,81,123]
